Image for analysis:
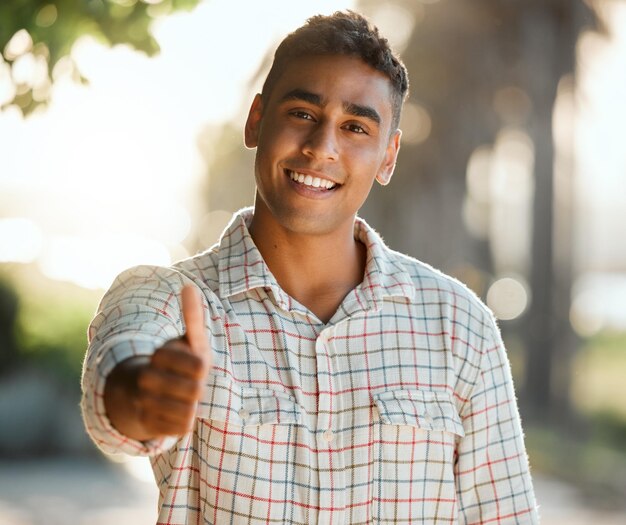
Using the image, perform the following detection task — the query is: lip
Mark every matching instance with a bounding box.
[284,167,341,187]
[283,168,341,199]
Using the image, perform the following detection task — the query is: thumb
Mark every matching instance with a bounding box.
[181,284,210,359]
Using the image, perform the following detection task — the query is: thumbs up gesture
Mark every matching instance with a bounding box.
[104,285,212,441]
[181,284,211,360]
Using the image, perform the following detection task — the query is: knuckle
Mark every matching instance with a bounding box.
[137,367,164,394]
[154,339,185,357]
[136,368,152,390]
[137,393,155,412]
[189,381,203,399]
[137,405,155,428]
[152,346,172,362]
[190,355,208,375]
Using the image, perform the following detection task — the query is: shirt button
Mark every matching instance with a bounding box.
[423,413,433,426]
[323,429,334,442]
[238,408,249,420]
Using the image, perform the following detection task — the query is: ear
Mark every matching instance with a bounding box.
[244,94,264,149]
[376,129,401,186]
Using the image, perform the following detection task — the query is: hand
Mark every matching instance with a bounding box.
[104,285,212,441]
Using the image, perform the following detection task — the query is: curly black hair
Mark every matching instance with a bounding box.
[261,11,409,130]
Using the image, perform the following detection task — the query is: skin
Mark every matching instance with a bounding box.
[104,54,402,441]
[246,54,401,322]
[103,285,211,441]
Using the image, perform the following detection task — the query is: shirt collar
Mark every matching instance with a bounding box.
[217,207,280,300]
[217,208,415,311]
[351,217,416,310]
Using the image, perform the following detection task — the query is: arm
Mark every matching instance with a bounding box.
[81,267,210,454]
[455,317,539,524]
[104,285,210,441]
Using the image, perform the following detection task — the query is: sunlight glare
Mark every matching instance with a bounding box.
[197,209,234,249]
[463,129,534,275]
[0,218,43,263]
[489,128,534,275]
[0,0,357,290]
[0,62,16,105]
[39,234,171,289]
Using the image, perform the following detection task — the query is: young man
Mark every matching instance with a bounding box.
[82,11,538,524]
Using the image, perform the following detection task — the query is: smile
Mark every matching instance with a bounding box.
[287,170,337,190]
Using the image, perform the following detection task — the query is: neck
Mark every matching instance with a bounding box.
[248,205,366,323]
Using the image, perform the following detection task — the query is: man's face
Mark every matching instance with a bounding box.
[245,54,401,236]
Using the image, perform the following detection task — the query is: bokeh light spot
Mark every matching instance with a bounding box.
[35,4,58,28]
[399,102,432,145]
[368,4,416,54]
[486,276,529,321]
[4,29,33,60]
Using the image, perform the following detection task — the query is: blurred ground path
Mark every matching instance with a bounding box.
[0,457,625,524]
[0,457,156,525]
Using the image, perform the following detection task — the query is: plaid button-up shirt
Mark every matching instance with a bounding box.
[82,209,538,524]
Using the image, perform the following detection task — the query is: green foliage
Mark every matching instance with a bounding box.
[531,329,626,500]
[583,330,626,357]
[567,330,626,451]
[0,276,20,372]
[571,330,626,420]
[0,0,202,115]
[588,409,626,453]
[16,289,95,385]
[1,265,101,387]
[526,423,626,507]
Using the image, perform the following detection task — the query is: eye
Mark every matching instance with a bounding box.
[344,123,367,134]
[290,110,314,121]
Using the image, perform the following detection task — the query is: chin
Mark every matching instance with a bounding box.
[273,208,343,237]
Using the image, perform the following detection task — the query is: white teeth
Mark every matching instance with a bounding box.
[288,171,336,189]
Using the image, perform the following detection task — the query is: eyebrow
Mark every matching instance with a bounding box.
[280,88,381,125]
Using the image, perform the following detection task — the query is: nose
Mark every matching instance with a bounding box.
[302,122,338,161]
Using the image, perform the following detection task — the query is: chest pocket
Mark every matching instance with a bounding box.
[372,389,465,437]
[196,374,302,427]
[370,390,464,521]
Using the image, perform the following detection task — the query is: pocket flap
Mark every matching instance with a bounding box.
[372,389,465,437]
[239,387,302,426]
[197,375,302,426]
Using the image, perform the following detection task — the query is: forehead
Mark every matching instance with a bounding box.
[268,55,394,123]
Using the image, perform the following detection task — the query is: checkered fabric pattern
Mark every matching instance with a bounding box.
[81,208,538,524]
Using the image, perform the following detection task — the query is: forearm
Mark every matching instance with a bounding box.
[81,266,210,455]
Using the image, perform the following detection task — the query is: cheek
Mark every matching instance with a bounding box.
[257,128,297,164]
[344,144,387,177]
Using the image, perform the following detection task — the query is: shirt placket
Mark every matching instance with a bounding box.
[314,326,345,524]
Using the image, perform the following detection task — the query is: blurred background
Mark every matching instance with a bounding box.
[1,0,625,523]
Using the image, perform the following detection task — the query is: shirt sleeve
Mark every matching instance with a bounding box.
[80,264,195,457]
[455,314,539,524]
